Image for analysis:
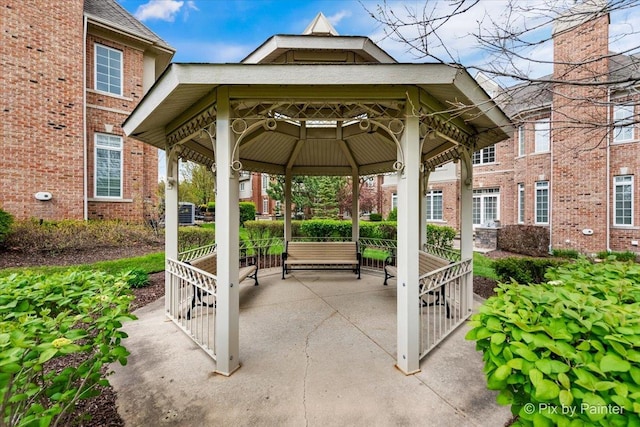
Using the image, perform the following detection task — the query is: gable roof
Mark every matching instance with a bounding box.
[84,0,173,52]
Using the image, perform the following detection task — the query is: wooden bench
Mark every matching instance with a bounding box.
[384,251,451,317]
[186,253,258,319]
[282,241,361,279]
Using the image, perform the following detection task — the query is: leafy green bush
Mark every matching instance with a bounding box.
[4,220,161,253]
[299,219,352,240]
[125,268,149,288]
[206,202,215,213]
[239,202,256,225]
[467,259,640,426]
[387,208,397,221]
[178,226,215,251]
[0,208,14,245]
[493,257,564,284]
[368,213,382,221]
[0,270,135,426]
[551,248,580,259]
[426,224,456,248]
[596,250,638,262]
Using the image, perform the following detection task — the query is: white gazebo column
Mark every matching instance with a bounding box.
[215,87,241,376]
[459,148,474,316]
[419,169,430,249]
[164,147,180,314]
[351,171,359,241]
[284,171,292,241]
[396,88,421,374]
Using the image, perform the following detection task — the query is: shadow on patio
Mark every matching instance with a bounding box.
[110,269,510,426]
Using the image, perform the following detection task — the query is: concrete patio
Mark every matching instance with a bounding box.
[110,269,510,426]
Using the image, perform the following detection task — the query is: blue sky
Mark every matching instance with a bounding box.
[119,0,640,78]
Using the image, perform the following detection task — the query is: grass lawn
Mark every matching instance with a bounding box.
[0,252,165,278]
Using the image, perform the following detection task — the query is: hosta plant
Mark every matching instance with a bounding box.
[0,270,135,427]
[466,259,640,426]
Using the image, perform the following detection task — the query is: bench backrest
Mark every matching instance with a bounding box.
[419,251,450,275]
[189,253,217,275]
[286,241,358,261]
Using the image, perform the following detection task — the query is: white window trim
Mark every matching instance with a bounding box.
[518,183,525,224]
[518,126,525,156]
[426,190,443,221]
[472,146,496,165]
[613,175,634,226]
[535,181,549,224]
[94,133,123,199]
[613,105,635,143]
[534,119,550,153]
[391,193,398,211]
[94,43,123,97]
[472,188,500,227]
[262,198,269,214]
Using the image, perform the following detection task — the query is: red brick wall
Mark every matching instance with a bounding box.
[86,33,157,222]
[551,14,610,253]
[1,0,85,220]
[0,2,158,223]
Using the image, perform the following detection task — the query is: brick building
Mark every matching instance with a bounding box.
[381,3,639,255]
[1,0,173,221]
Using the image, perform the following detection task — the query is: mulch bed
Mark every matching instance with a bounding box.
[0,245,510,425]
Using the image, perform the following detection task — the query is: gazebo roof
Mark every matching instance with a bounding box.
[123,14,513,176]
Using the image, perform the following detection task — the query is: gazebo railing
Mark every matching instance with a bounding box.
[418,257,472,359]
[178,243,216,262]
[358,238,396,271]
[422,243,461,262]
[166,257,217,361]
[240,237,285,269]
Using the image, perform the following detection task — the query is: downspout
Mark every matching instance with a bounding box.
[606,87,611,251]
[83,15,88,220]
[549,109,554,254]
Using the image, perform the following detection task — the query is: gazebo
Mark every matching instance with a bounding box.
[123,14,512,376]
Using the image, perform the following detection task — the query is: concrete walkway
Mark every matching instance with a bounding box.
[110,270,510,427]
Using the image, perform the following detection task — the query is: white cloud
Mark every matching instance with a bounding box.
[327,10,352,26]
[183,1,199,21]
[134,0,184,22]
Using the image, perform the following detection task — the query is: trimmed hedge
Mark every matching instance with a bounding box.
[0,208,13,245]
[493,257,565,284]
[498,225,549,257]
[239,202,256,225]
[467,259,640,426]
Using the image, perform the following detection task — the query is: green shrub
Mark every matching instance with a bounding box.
[179,226,215,251]
[239,202,256,225]
[493,257,564,284]
[125,268,149,288]
[596,250,638,262]
[466,259,640,426]
[387,208,397,221]
[4,220,161,253]
[244,220,284,240]
[426,224,456,248]
[0,208,14,245]
[0,270,135,426]
[551,248,580,259]
[368,213,382,221]
[206,202,215,213]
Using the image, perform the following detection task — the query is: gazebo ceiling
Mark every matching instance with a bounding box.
[123,14,513,177]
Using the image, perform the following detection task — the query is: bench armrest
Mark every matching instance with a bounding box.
[384,255,395,266]
[282,252,288,261]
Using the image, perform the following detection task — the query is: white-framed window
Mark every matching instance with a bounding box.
[517,183,525,224]
[262,198,269,214]
[262,174,268,189]
[95,133,123,198]
[472,188,500,226]
[613,105,634,143]
[426,190,443,221]
[95,44,122,96]
[240,182,245,191]
[391,193,398,210]
[534,119,550,153]
[518,125,525,156]
[614,175,633,226]
[535,181,549,224]
[472,146,496,165]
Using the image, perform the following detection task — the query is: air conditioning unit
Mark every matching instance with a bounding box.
[178,202,196,225]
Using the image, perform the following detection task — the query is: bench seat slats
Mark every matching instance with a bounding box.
[282,241,361,279]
